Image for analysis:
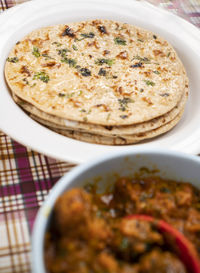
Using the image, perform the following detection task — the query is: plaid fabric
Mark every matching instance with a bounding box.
[0,0,200,272]
[0,0,29,11]
[0,132,75,273]
[147,0,200,27]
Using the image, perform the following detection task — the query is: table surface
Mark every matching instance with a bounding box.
[0,0,200,272]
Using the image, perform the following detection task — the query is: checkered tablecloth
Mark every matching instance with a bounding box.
[0,0,200,272]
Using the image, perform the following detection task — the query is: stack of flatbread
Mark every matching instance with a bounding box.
[5,19,188,145]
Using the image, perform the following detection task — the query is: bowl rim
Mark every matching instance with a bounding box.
[31,148,200,273]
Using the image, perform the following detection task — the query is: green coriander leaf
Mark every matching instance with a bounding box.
[57,48,70,58]
[32,47,40,58]
[33,71,49,83]
[52,41,62,47]
[118,97,134,111]
[133,55,151,64]
[7,57,19,63]
[61,57,77,67]
[72,44,78,51]
[95,58,115,66]
[42,53,54,60]
[153,70,160,75]
[114,37,127,45]
[144,80,155,86]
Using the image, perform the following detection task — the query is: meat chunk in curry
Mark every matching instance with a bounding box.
[45,176,200,273]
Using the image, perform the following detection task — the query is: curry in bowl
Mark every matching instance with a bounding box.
[44,174,200,273]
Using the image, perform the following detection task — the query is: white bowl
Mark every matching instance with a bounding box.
[32,148,200,273]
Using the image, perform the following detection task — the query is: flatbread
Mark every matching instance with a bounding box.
[5,19,188,126]
[49,109,184,145]
[13,86,187,135]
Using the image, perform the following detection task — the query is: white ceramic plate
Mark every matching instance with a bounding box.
[1,0,200,163]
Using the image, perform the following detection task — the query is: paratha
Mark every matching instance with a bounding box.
[5,19,188,127]
[50,110,184,145]
[13,86,187,136]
